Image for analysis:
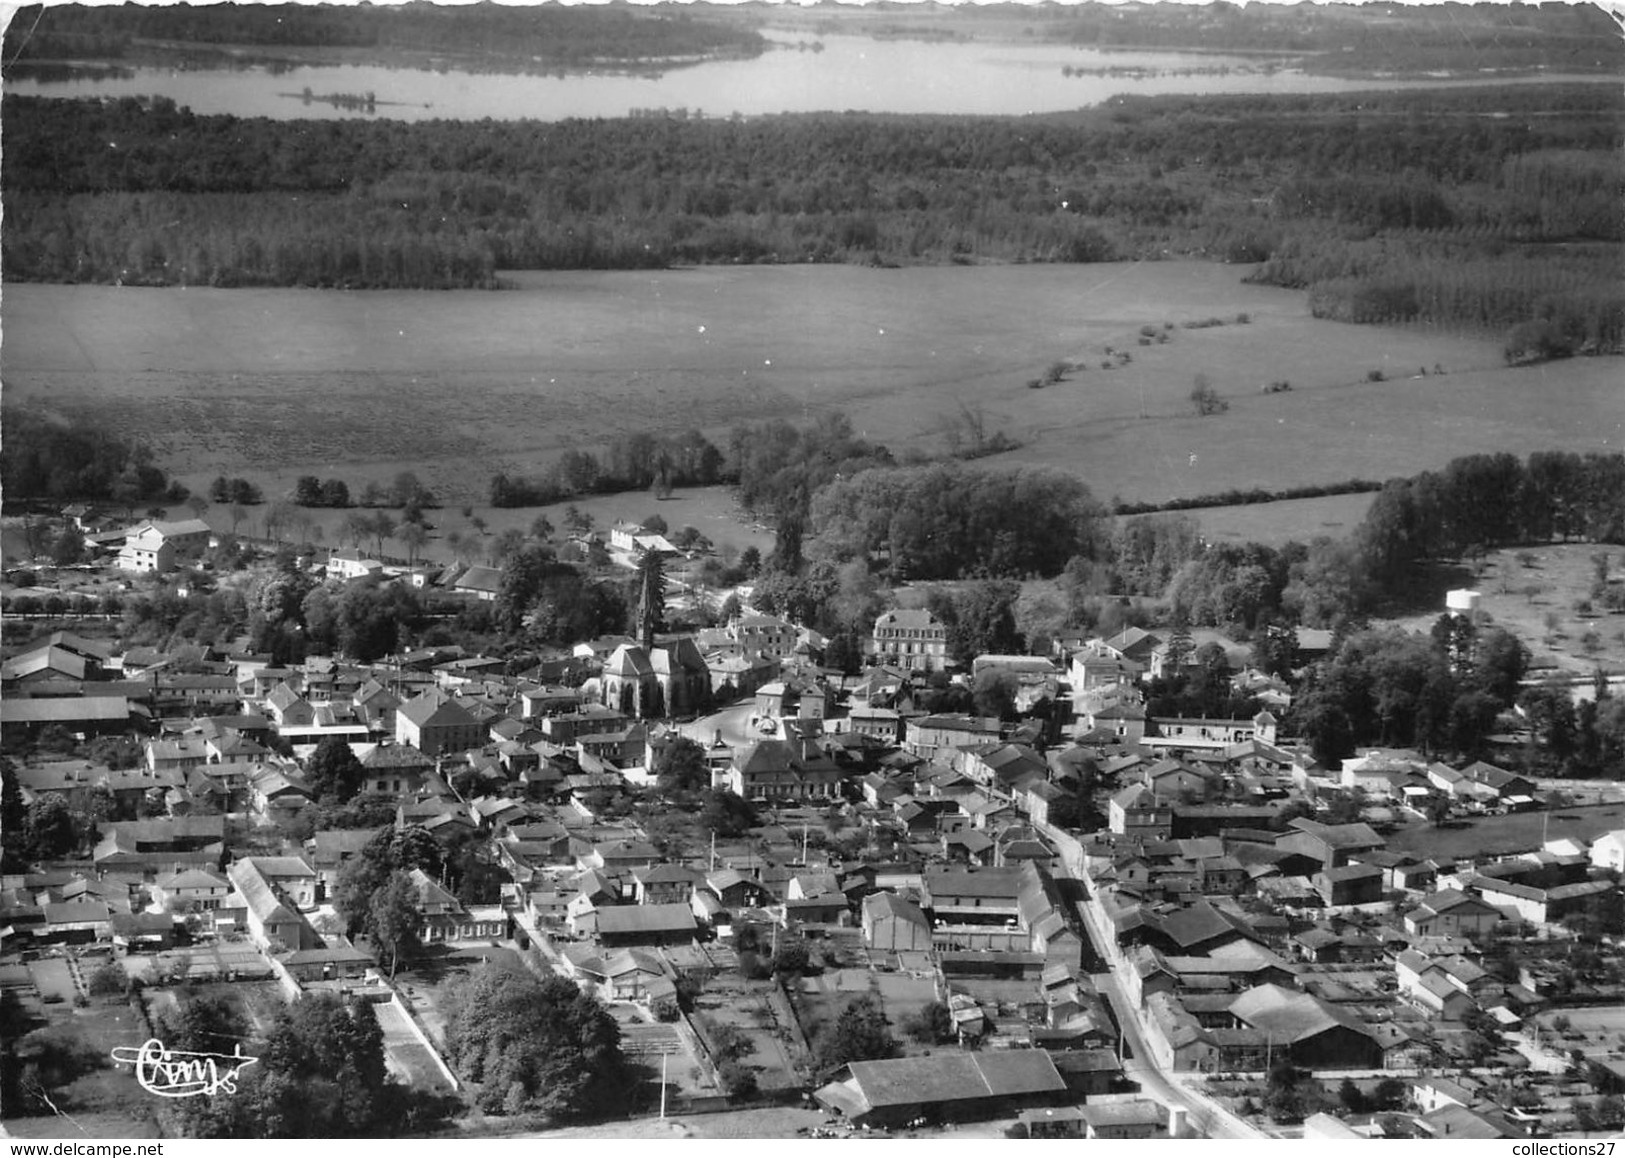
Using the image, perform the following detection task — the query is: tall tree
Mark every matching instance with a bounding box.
[369,871,423,980]
[306,736,364,803]
[814,994,898,1074]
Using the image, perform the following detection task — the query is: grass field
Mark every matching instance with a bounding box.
[1,1002,163,1138]
[1386,802,1625,861]
[1189,491,1377,547]
[5,263,1617,513]
[374,997,456,1093]
[1390,543,1625,677]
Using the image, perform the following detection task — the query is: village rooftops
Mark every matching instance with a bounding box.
[837,1050,1065,1110]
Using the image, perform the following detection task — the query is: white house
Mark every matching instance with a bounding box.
[1590,830,1625,874]
[118,528,176,573]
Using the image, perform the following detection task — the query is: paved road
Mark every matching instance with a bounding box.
[1091,967,1268,1141]
[1072,884,1270,1141]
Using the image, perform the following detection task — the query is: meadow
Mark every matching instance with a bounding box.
[5,263,1617,523]
[1386,801,1625,862]
[1390,543,1625,676]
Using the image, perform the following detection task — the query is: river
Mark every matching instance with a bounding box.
[5,32,1602,122]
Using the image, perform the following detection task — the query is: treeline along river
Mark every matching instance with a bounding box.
[3,83,1621,354]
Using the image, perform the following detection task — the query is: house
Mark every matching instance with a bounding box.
[1417,1104,1521,1140]
[849,705,905,746]
[1109,783,1173,839]
[861,892,932,952]
[93,816,227,877]
[754,674,828,724]
[327,549,385,582]
[395,689,483,756]
[907,715,1004,760]
[1405,889,1504,938]
[1315,863,1385,907]
[632,864,701,906]
[728,614,800,660]
[1227,983,1384,1070]
[1079,1100,1174,1140]
[705,651,780,699]
[1591,829,1625,873]
[111,911,179,953]
[117,527,177,573]
[1470,876,1615,926]
[814,1050,1068,1128]
[701,869,773,910]
[595,903,697,947]
[247,764,312,816]
[360,742,436,796]
[726,738,844,801]
[451,565,503,602]
[305,829,376,900]
[150,869,232,912]
[279,944,374,983]
[227,858,317,952]
[41,900,115,944]
[409,868,506,942]
[1020,1106,1087,1139]
[869,608,949,672]
[1278,819,1386,870]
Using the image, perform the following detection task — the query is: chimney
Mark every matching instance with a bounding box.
[1167,1106,1188,1139]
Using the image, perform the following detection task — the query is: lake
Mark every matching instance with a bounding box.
[4,33,1599,121]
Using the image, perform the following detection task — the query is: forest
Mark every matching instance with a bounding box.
[0,407,186,510]
[1037,1,1618,76]
[4,83,1621,351]
[1,2,766,73]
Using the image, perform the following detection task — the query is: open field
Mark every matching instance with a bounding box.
[692,979,802,1090]
[5,264,1618,513]
[1190,491,1377,547]
[27,958,78,1003]
[0,1001,163,1138]
[1391,544,1625,677]
[374,997,456,1093]
[1386,802,1625,862]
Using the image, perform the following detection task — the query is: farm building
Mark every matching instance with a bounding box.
[1228,983,1385,1070]
[814,1049,1068,1127]
[1404,889,1504,937]
[595,903,697,947]
[861,891,932,952]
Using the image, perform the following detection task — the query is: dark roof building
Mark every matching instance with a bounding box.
[815,1050,1068,1127]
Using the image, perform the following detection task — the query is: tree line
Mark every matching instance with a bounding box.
[1042,0,1617,77]
[489,428,726,507]
[2,2,766,72]
[803,459,1110,582]
[1357,451,1625,589]
[1,406,185,510]
[4,86,1619,355]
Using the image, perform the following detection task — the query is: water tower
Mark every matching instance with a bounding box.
[1445,589,1481,618]
[1443,589,1482,672]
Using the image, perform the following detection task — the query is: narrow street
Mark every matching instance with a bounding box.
[1071,880,1270,1141]
[1091,967,1269,1141]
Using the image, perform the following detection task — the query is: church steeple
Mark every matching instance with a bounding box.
[635,549,665,653]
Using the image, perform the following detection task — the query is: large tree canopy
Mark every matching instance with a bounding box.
[443,964,625,1120]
